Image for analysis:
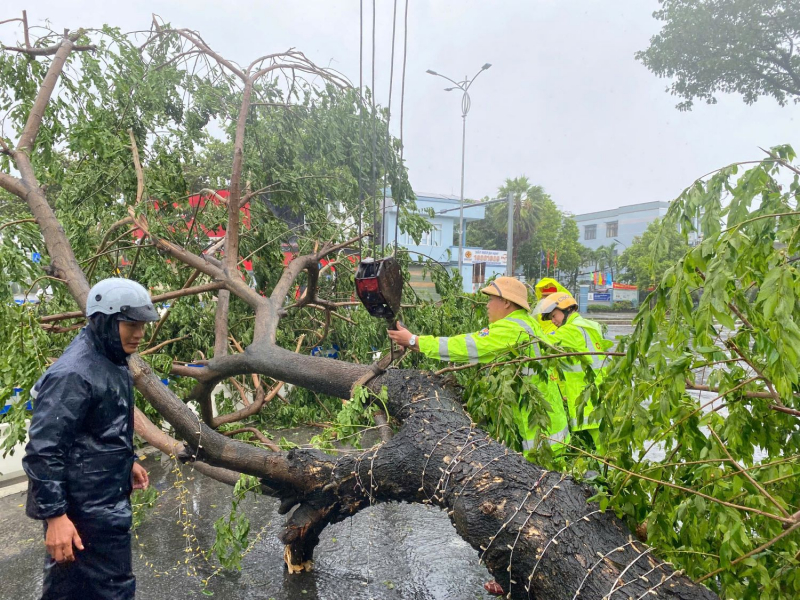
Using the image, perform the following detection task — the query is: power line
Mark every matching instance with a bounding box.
[357,0,364,255]
[370,0,377,253]
[380,0,398,254]
[395,0,409,257]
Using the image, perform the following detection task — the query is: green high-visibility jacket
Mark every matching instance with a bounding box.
[417,310,569,456]
[547,312,613,432]
[534,278,571,335]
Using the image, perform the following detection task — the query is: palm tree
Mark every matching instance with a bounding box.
[497,176,546,275]
[594,243,618,280]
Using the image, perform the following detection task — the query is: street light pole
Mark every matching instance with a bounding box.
[506,191,514,276]
[459,103,467,275]
[426,63,491,280]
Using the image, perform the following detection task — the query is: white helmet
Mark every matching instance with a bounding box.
[86,278,159,322]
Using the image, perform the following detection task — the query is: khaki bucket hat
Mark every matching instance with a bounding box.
[480,276,530,311]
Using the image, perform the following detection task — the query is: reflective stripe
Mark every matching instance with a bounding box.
[465,334,479,364]
[579,326,605,370]
[521,425,570,451]
[547,425,570,445]
[438,337,450,361]
[506,317,540,357]
[506,317,535,337]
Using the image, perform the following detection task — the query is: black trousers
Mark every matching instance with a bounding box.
[41,524,135,600]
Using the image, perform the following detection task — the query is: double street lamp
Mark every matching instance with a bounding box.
[426,63,492,276]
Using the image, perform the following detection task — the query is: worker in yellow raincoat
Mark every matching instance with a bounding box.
[388,277,570,458]
[533,278,572,334]
[533,292,613,449]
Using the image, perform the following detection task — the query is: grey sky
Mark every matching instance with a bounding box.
[6,0,797,215]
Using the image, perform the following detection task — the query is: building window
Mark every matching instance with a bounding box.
[584,225,596,240]
[419,224,442,246]
[606,221,618,238]
[472,262,486,284]
[401,224,441,247]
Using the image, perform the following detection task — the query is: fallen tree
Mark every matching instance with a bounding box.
[2,13,798,599]
[134,358,718,599]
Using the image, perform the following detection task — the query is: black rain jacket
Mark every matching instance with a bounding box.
[22,313,135,533]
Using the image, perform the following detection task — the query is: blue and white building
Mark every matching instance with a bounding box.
[382,192,508,294]
[572,201,671,252]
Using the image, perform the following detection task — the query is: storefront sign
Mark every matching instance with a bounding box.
[462,249,507,265]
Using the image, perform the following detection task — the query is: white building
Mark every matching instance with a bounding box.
[572,201,671,252]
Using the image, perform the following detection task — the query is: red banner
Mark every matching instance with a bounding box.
[612,282,637,290]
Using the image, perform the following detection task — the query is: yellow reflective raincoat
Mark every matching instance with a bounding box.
[547,312,613,435]
[417,310,570,457]
[533,278,572,335]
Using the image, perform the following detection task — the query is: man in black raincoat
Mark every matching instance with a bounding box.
[23,278,160,599]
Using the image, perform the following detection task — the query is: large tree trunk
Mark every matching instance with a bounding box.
[133,359,717,600]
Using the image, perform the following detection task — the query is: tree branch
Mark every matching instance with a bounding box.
[133,406,242,486]
[40,281,226,324]
[685,381,800,406]
[6,34,91,306]
[210,336,302,428]
[128,129,144,205]
[222,427,280,452]
[708,427,790,519]
[0,172,28,198]
[145,269,201,348]
[696,520,800,584]
[139,335,189,356]
[211,75,254,362]
[16,35,77,153]
[0,217,36,233]
[2,39,96,56]
[145,28,246,81]
[84,217,135,281]
[41,321,84,334]
[568,445,794,525]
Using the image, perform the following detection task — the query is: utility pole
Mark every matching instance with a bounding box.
[506,191,514,276]
[425,63,492,281]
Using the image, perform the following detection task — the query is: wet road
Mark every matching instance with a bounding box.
[0,449,495,600]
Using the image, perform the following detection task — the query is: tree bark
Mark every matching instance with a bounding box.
[131,356,718,600]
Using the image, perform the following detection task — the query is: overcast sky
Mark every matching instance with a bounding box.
[6,0,798,215]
